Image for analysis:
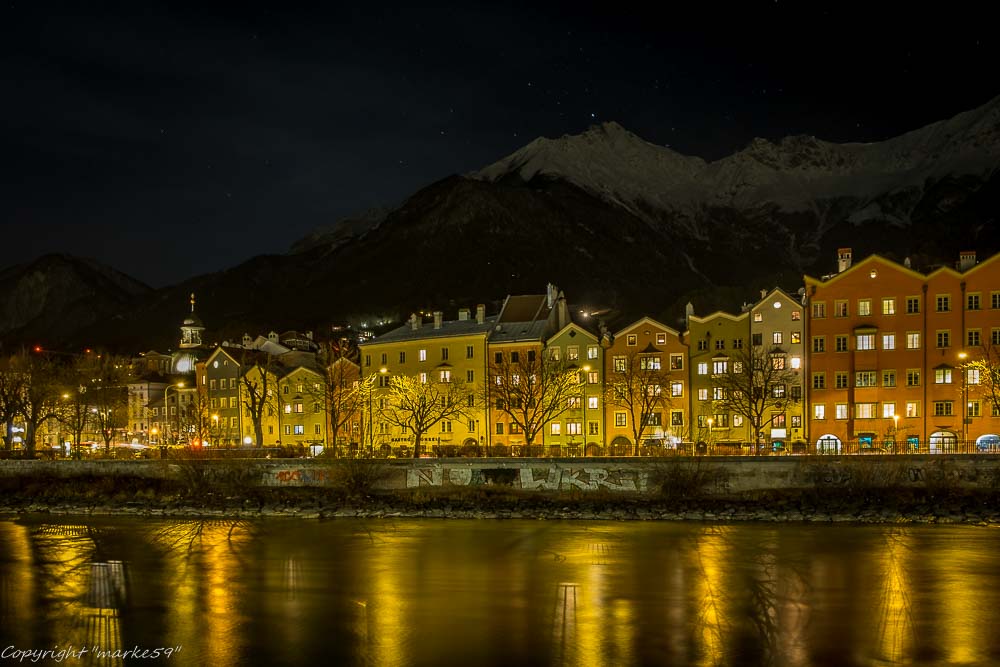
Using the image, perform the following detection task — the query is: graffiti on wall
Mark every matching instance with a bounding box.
[405,466,648,493]
[267,468,332,486]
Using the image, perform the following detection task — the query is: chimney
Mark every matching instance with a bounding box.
[242,333,252,347]
[458,308,470,321]
[760,288,767,300]
[837,248,853,273]
[268,331,279,343]
[409,313,421,330]
[685,302,694,327]
[546,283,558,308]
[433,311,443,330]
[959,251,977,271]
[476,304,485,324]
[556,294,569,329]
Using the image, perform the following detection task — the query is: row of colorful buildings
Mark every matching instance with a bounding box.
[118,248,1000,455]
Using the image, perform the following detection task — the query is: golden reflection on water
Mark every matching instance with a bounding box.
[693,527,729,667]
[154,520,253,667]
[4,519,1000,666]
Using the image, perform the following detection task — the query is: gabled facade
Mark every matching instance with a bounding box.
[204,347,244,447]
[750,288,807,446]
[603,316,689,454]
[542,322,604,453]
[276,366,327,449]
[686,308,749,446]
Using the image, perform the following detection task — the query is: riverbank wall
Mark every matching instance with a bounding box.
[2,455,999,493]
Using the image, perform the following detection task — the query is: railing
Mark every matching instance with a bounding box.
[4,440,999,460]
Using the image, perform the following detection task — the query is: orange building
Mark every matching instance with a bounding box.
[603,317,689,455]
[805,248,1000,452]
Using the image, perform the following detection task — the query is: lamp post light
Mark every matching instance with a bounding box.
[958,351,969,450]
[581,365,590,458]
[164,382,185,447]
[893,413,900,452]
[211,413,219,448]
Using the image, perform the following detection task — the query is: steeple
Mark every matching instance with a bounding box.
[179,292,205,349]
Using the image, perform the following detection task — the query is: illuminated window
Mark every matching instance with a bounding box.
[858,299,872,316]
[791,311,801,321]
[566,421,582,435]
[835,404,848,420]
[791,332,801,344]
[419,349,427,362]
[419,372,427,384]
[671,411,684,426]
[588,396,599,409]
[550,422,562,435]
[640,356,661,370]
[754,312,763,322]
[906,401,919,417]
[439,370,451,383]
[670,354,684,370]
[882,402,896,418]
[671,381,683,397]
[294,425,305,435]
[882,333,895,350]
[697,362,708,375]
[626,334,637,346]
[967,368,980,385]
[698,388,709,401]
[882,298,896,315]
[855,403,877,419]
[613,356,627,372]
[615,412,627,427]
[773,332,783,345]
[856,334,874,350]
[587,345,599,359]
[934,368,952,384]
[656,333,666,344]
[906,332,920,349]
[790,356,801,369]
[713,359,728,374]
[835,300,848,317]
[567,346,579,361]
[856,371,876,387]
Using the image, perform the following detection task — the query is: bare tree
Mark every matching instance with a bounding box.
[0,355,26,452]
[86,354,131,453]
[488,349,581,455]
[316,340,370,456]
[966,343,1000,428]
[239,352,281,448]
[57,383,92,459]
[605,348,676,455]
[12,351,65,456]
[383,374,473,458]
[708,343,801,455]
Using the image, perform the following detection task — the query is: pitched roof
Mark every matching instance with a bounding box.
[490,294,553,343]
[362,315,497,345]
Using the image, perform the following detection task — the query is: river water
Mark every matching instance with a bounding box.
[1,517,998,666]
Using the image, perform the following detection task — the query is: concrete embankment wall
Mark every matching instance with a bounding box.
[3,456,999,495]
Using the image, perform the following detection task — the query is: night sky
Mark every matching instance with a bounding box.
[4,2,997,288]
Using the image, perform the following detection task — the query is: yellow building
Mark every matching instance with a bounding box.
[276,366,327,451]
[360,306,493,456]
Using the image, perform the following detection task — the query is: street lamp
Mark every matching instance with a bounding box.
[581,365,590,457]
[893,413,900,452]
[958,351,968,450]
[164,382,185,447]
[211,413,219,447]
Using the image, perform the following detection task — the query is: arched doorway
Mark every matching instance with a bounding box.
[976,434,999,452]
[929,431,957,453]
[461,438,480,457]
[816,434,842,454]
[608,436,631,457]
